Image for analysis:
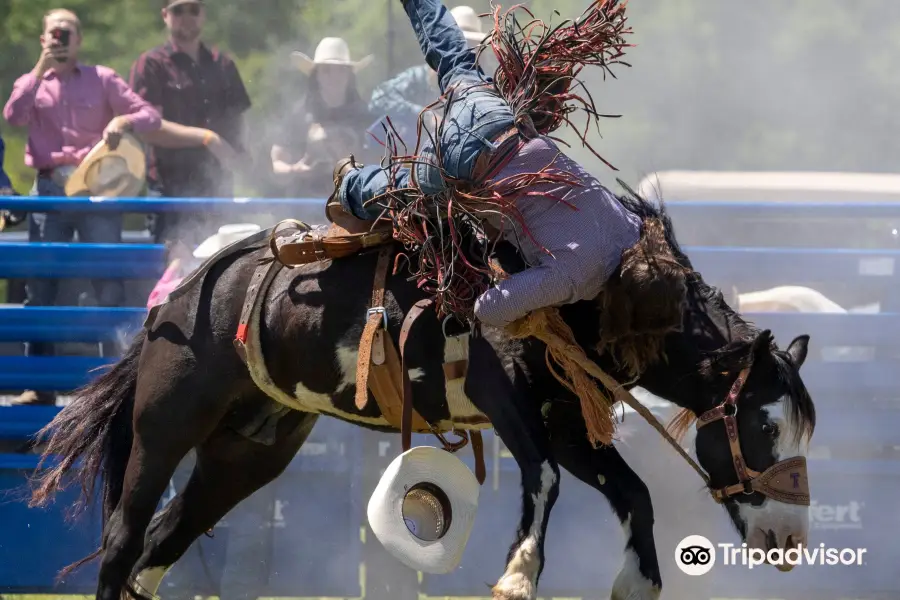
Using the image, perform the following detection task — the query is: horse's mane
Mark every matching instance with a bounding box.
[667,332,816,447]
[591,180,691,377]
[612,181,815,444]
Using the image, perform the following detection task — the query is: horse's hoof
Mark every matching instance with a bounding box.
[492,573,535,600]
[610,555,661,600]
[610,589,661,600]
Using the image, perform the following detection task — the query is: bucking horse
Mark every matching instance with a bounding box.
[28,185,815,600]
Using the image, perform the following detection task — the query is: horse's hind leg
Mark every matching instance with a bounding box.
[128,409,318,596]
[96,403,218,600]
[547,404,661,600]
[95,355,236,600]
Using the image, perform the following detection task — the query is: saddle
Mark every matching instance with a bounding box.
[235,216,487,485]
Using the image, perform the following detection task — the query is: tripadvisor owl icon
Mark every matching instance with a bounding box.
[675,535,716,576]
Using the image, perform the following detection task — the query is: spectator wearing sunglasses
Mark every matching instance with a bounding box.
[129,0,252,249]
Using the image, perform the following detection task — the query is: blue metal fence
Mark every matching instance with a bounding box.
[1,195,898,599]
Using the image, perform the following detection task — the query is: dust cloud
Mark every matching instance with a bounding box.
[170,2,894,599]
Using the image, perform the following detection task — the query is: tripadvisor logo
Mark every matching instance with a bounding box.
[675,535,868,575]
[674,535,716,576]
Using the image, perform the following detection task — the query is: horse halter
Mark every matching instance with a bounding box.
[694,362,810,506]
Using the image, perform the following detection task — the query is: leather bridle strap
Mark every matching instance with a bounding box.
[696,366,760,498]
[694,364,810,505]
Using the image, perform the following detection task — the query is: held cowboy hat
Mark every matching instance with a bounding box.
[65,132,146,198]
[367,446,480,574]
[451,5,488,45]
[291,37,374,76]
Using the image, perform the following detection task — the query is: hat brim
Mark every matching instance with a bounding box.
[290,51,374,76]
[193,224,262,258]
[367,446,480,574]
[463,30,488,45]
[193,234,229,259]
[65,133,146,198]
[166,0,204,9]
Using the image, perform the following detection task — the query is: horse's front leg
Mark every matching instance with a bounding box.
[465,331,560,600]
[548,403,661,600]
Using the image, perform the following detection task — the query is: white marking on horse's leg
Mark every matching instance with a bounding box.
[131,565,170,596]
[492,461,557,600]
[611,515,660,600]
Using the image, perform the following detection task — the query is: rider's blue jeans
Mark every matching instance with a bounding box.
[339,0,515,219]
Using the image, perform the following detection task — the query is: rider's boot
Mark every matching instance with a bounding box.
[325,155,362,225]
[325,155,386,235]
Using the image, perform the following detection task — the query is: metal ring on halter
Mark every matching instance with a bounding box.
[367,306,388,330]
[723,403,738,418]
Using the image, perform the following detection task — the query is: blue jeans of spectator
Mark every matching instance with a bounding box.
[24,175,125,357]
[339,0,515,219]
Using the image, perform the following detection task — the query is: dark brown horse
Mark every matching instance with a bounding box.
[29,188,814,600]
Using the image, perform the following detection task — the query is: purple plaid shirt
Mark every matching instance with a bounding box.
[474,135,642,327]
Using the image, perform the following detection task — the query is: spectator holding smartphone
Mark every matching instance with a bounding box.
[2,8,161,406]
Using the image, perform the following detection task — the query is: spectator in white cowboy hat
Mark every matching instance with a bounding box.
[368,5,495,143]
[267,36,377,198]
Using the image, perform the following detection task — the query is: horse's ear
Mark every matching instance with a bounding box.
[786,334,810,369]
[752,329,774,356]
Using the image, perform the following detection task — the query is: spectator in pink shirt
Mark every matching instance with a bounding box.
[2,8,161,406]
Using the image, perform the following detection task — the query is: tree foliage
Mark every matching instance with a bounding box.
[1,0,897,194]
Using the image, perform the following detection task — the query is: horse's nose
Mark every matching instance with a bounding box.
[765,530,802,572]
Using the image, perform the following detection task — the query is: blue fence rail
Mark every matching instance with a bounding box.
[1,194,899,599]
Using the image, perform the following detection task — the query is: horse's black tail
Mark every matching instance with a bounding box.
[29,327,145,575]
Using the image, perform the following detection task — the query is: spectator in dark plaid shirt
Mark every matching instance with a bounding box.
[129,0,252,249]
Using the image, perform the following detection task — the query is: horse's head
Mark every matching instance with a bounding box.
[664,327,815,570]
[604,186,816,569]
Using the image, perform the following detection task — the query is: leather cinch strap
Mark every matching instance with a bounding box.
[398,298,485,485]
[355,246,392,410]
[234,252,282,365]
[399,299,435,453]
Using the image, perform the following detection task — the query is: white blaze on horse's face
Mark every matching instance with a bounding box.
[735,396,810,572]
